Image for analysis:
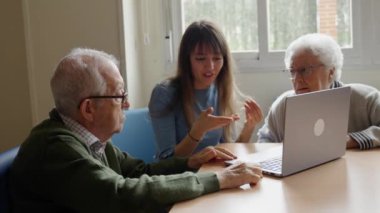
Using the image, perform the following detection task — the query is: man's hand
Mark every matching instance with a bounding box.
[216,162,263,189]
[187,146,237,169]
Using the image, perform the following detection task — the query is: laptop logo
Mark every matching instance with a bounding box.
[314,118,325,136]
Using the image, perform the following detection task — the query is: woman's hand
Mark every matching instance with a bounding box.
[190,107,239,140]
[346,135,359,149]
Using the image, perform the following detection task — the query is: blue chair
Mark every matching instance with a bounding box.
[0,146,19,213]
[112,108,157,163]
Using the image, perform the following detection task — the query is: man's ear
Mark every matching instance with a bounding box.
[79,99,95,122]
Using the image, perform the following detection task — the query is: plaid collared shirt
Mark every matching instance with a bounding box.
[59,113,106,155]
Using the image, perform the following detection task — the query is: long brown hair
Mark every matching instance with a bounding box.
[170,20,238,141]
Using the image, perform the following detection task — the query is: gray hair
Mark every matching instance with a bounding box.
[50,48,119,117]
[284,33,344,81]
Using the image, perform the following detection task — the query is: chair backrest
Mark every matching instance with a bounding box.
[0,146,19,213]
[112,108,157,163]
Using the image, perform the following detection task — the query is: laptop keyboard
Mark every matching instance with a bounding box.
[259,157,282,173]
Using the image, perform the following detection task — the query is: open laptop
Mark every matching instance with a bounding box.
[227,86,351,177]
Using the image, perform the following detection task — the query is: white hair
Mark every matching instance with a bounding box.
[50,48,119,117]
[284,33,344,81]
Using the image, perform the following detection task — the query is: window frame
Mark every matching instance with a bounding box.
[164,0,376,73]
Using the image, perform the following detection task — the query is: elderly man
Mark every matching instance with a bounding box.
[10,48,262,213]
[258,33,380,150]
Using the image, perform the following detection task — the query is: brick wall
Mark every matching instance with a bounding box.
[318,0,337,39]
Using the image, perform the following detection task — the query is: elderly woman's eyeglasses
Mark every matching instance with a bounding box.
[78,92,128,108]
[283,64,325,80]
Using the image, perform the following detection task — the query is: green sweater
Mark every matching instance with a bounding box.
[10,109,219,213]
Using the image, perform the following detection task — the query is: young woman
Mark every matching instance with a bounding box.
[149,20,263,159]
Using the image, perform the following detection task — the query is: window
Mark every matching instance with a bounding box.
[164,0,377,72]
[267,0,352,51]
[182,0,351,52]
[183,0,259,52]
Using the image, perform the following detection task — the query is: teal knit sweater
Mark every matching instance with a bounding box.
[10,109,219,213]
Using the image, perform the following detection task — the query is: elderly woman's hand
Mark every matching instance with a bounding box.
[346,135,359,149]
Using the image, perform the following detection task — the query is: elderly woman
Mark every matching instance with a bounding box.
[257,33,380,150]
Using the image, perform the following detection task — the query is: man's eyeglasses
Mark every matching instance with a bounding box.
[283,64,325,80]
[78,92,128,108]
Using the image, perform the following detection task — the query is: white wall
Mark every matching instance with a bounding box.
[0,0,32,152]
[23,0,125,123]
[122,0,146,108]
[1,0,143,151]
[135,0,169,105]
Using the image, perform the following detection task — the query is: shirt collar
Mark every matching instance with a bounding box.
[59,113,106,154]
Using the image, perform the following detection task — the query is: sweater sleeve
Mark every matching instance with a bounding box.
[347,84,380,150]
[44,141,219,212]
[110,144,197,177]
[257,91,291,142]
[148,83,179,159]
